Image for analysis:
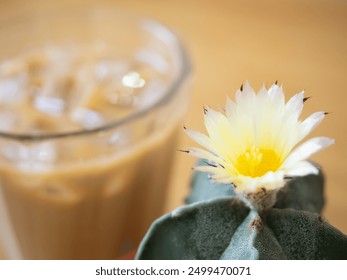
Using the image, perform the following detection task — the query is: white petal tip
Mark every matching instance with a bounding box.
[285,161,319,177]
[320,137,335,148]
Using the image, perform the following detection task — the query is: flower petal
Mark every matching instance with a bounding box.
[184,128,216,153]
[285,91,304,119]
[282,137,335,168]
[233,170,285,192]
[285,161,319,177]
[188,147,229,169]
[210,174,234,184]
[256,85,269,102]
[299,112,325,141]
[268,84,285,107]
[204,107,246,160]
[225,96,236,119]
[204,107,226,139]
[194,165,232,182]
[235,81,256,109]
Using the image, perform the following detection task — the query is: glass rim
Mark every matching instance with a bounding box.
[0,9,191,141]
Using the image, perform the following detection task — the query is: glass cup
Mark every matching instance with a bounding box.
[0,7,190,259]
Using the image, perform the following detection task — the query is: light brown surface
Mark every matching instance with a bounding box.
[0,0,346,258]
[103,0,347,233]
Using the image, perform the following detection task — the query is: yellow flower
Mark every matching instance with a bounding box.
[185,82,334,193]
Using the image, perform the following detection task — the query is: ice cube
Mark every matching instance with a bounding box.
[95,60,129,82]
[99,70,146,107]
[73,63,103,109]
[94,61,110,81]
[135,50,169,75]
[108,130,130,147]
[70,107,104,129]
[3,142,56,171]
[33,96,65,116]
[136,79,165,109]
[121,71,145,88]
[106,90,139,107]
[0,76,25,104]
[74,85,106,111]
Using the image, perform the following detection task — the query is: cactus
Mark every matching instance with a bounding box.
[136,166,347,260]
[136,82,347,260]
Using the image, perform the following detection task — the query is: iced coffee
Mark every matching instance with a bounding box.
[0,43,188,259]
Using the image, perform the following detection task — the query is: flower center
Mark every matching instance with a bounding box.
[236,146,281,177]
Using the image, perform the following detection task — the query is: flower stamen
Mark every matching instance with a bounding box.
[236,146,281,178]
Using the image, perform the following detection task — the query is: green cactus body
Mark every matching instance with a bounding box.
[136,164,347,260]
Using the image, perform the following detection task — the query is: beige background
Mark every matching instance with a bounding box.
[92,0,347,233]
[0,0,346,257]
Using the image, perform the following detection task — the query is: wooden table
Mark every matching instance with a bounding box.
[110,0,346,234]
[0,0,346,258]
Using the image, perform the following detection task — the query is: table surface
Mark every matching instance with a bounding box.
[108,0,346,234]
[0,0,346,258]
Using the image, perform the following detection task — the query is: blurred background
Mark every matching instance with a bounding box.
[0,0,346,250]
